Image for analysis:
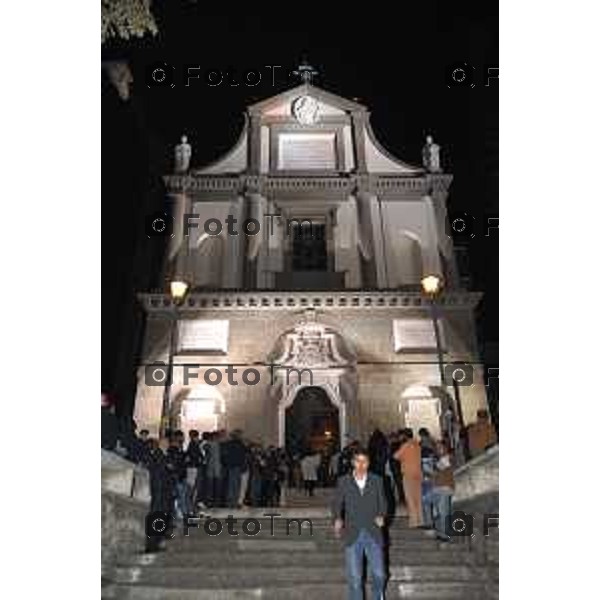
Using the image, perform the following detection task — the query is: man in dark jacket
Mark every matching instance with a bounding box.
[221,430,248,508]
[186,430,208,510]
[205,432,221,507]
[166,431,191,517]
[144,439,173,553]
[367,428,389,476]
[332,447,387,600]
[339,440,358,477]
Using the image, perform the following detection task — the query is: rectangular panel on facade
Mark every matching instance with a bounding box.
[393,318,444,351]
[277,132,336,170]
[177,319,229,353]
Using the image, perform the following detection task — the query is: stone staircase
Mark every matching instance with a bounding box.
[103,497,498,599]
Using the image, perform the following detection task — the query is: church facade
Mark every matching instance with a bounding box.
[134,82,487,450]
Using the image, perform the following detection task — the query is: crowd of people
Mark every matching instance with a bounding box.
[102,391,497,550]
[121,428,344,516]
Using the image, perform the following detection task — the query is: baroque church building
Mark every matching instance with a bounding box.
[134,81,487,451]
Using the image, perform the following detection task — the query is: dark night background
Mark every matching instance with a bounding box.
[102,6,498,419]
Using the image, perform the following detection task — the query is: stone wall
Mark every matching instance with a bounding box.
[101,449,150,502]
[450,445,499,569]
[101,451,149,579]
[454,444,499,511]
[135,303,488,444]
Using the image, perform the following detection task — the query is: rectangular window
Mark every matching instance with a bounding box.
[291,223,328,271]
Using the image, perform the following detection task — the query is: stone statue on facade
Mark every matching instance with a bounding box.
[174,135,192,173]
[422,135,442,173]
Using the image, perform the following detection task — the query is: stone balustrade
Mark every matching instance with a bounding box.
[454,444,499,512]
[451,445,499,566]
[101,449,150,502]
[102,450,150,576]
[163,172,452,195]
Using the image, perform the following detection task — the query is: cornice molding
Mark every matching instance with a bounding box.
[138,290,482,315]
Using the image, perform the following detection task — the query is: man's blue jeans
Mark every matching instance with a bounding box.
[422,480,435,527]
[432,489,453,539]
[345,529,386,600]
[174,481,191,518]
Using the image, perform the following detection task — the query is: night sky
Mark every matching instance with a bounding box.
[102,6,498,414]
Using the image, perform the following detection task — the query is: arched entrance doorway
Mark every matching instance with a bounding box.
[285,386,340,456]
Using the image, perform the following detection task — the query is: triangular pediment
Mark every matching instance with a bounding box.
[248,83,366,116]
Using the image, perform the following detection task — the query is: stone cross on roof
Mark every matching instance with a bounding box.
[291,60,319,84]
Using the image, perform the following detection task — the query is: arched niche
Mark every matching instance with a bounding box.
[191,234,225,288]
[169,384,225,434]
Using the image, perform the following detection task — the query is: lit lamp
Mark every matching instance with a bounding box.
[159,279,190,437]
[170,280,189,305]
[421,274,441,296]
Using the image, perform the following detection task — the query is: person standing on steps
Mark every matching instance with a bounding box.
[419,428,437,530]
[301,450,320,497]
[431,440,455,542]
[222,429,248,509]
[367,428,389,476]
[394,428,423,528]
[144,438,173,553]
[333,447,387,600]
[166,431,191,519]
[185,430,201,508]
[205,431,222,507]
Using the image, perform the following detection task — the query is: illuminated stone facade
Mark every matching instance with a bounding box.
[134,83,488,445]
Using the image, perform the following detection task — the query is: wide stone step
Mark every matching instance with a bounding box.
[172,515,415,529]
[163,520,443,537]
[112,564,491,587]
[105,580,496,600]
[169,519,425,536]
[171,520,426,532]
[167,535,460,552]
[165,528,437,542]
[111,528,462,551]
[121,548,478,568]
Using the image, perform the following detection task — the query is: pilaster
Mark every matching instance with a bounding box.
[166,191,192,279]
[334,197,361,288]
[364,193,389,288]
[351,113,367,173]
[223,195,245,288]
[248,115,261,174]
